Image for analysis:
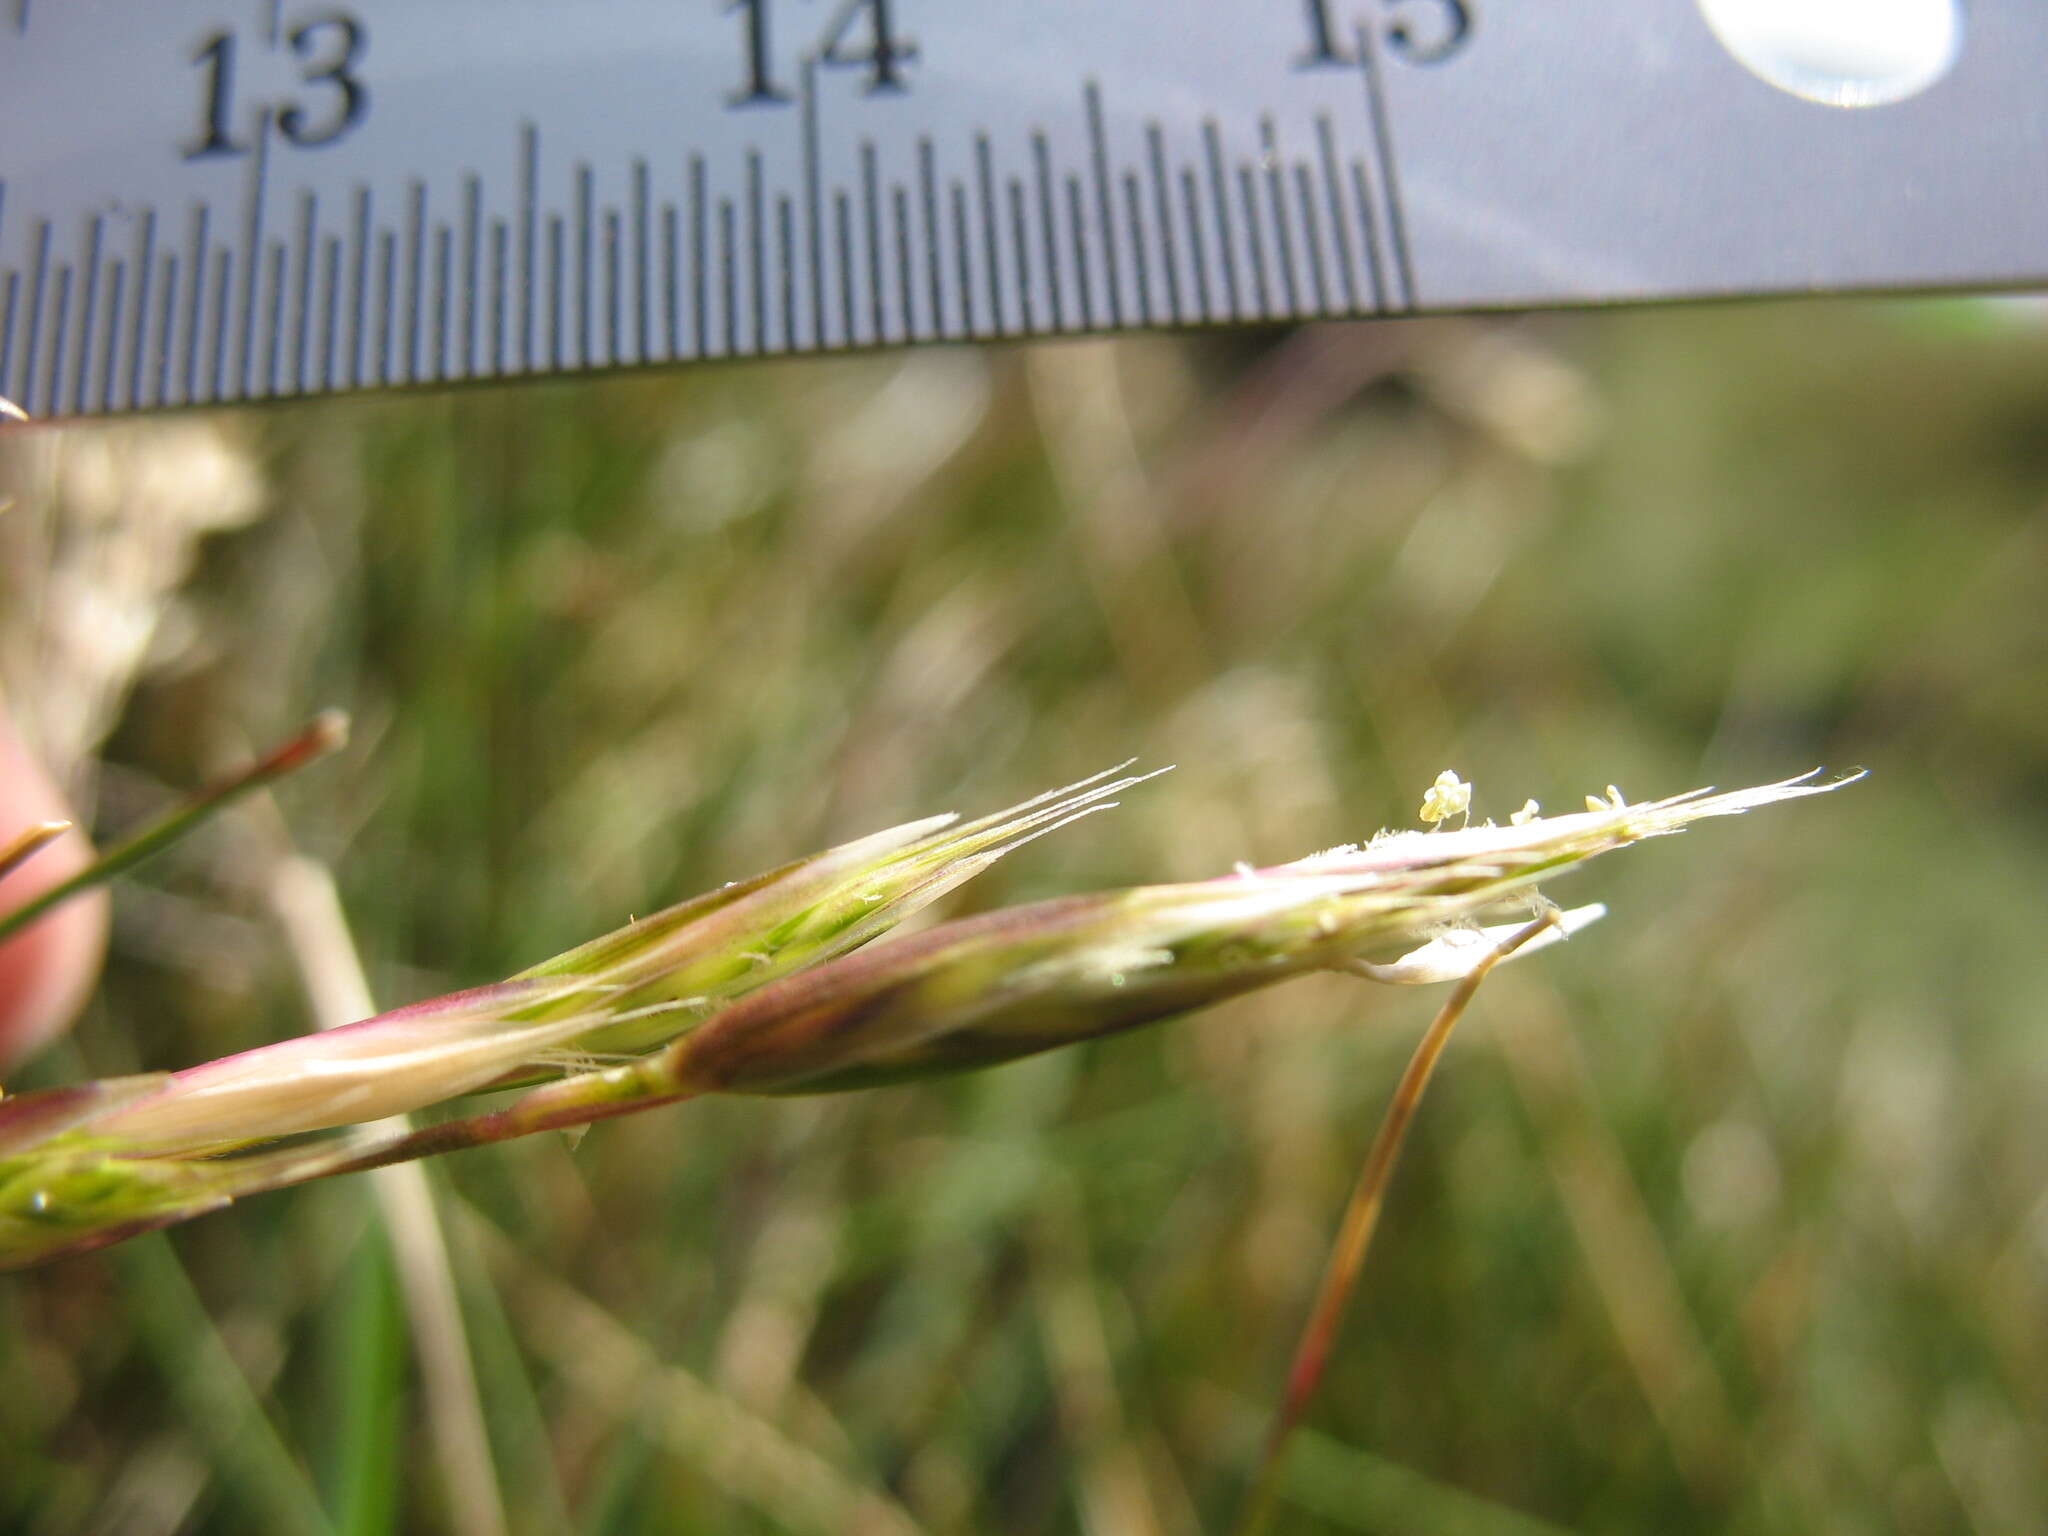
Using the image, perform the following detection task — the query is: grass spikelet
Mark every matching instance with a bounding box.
[667,772,1859,1096]
[86,989,646,1156]
[494,762,1167,1062]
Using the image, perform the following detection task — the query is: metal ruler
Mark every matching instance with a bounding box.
[0,1,2036,418]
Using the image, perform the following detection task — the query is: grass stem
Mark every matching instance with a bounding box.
[1233,912,1560,1536]
[268,852,512,1536]
[0,711,347,948]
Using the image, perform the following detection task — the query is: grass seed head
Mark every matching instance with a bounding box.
[0,766,1860,1267]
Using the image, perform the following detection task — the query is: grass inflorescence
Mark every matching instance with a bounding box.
[0,766,1856,1270]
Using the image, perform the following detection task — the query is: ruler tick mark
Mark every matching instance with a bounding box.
[720,195,737,356]
[349,186,370,388]
[264,240,286,395]
[293,190,317,393]
[129,208,157,409]
[462,175,482,377]
[46,261,70,416]
[632,159,650,364]
[1314,116,1362,313]
[1262,119,1302,317]
[1084,81,1123,328]
[1033,133,1064,331]
[892,183,914,341]
[207,250,230,402]
[178,210,201,403]
[98,259,123,414]
[488,220,507,374]
[750,149,769,354]
[405,180,427,384]
[0,271,15,403]
[1179,167,1212,321]
[801,55,824,350]
[862,141,884,345]
[546,213,563,371]
[73,213,102,415]
[974,134,1002,336]
[154,253,176,406]
[833,189,854,347]
[237,110,273,401]
[661,202,678,358]
[434,223,452,382]
[1237,164,1271,319]
[778,194,796,350]
[918,139,943,337]
[1122,172,1153,326]
[949,180,973,335]
[1356,23,1415,309]
[1146,125,1184,326]
[375,226,395,384]
[1295,163,1330,314]
[1008,178,1033,333]
[1202,122,1241,321]
[321,233,341,390]
[688,154,706,357]
[575,166,592,368]
[1066,175,1093,329]
[604,207,620,367]
[519,124,539,372]
[1347,159,1387,313]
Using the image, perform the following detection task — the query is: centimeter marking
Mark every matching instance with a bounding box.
[0,63,1412,418]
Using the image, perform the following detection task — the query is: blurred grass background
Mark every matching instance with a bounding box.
[1,300,2044,1534]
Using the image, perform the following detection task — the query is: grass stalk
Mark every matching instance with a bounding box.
[0,710,348,948]
[457,1198,927,1536]
[115,1234,337,1536]
[268,852,511,1536]
[1233,912,1560,1536]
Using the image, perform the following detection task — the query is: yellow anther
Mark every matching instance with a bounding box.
[1510,799,1540,826]
[1419,769,1472,826]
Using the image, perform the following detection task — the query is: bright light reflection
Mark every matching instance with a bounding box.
[1698,0,1963,107]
